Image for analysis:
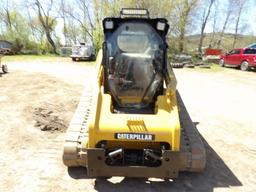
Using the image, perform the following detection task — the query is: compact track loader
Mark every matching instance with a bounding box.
[63,8,206,179]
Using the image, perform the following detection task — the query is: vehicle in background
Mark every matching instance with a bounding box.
[0,40,14,55]
[246,43,256,49]
[203,48,223,63]
[219,48,256,71]
[70,43,96,61]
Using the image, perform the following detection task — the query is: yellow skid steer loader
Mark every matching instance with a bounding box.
[63,8,206,179]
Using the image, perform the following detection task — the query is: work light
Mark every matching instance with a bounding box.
[121,8,148,16]
[157,22,166,31]
[105,20,114,29]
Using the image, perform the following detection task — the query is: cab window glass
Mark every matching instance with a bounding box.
[244,49,256,54]
[117,31,149,53]
[106,22,164,108]
[229,49,241,55]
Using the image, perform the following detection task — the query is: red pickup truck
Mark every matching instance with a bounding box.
[219,48,256,71]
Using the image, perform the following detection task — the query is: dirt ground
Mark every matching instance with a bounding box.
[0,60,255,192]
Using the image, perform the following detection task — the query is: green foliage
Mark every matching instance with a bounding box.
[12,38,24,53]
[93,28,103,53]
[38,40,52,54]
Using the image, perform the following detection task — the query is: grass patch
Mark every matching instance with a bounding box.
[1,54,95,65]
[209,63,225,72]
[182,62,225,73]
[2,54,61,62]
[197,63,224,72]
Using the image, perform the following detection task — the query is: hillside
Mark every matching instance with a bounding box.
[185,33,256,53]
[168,33,256,54]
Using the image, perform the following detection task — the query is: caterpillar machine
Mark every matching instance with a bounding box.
[63,8,206,179]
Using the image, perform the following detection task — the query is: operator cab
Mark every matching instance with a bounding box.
[103,8,169,113]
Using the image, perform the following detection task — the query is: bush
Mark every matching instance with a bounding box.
[12,38,24,53]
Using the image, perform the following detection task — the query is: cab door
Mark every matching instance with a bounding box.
[225,49,241,65]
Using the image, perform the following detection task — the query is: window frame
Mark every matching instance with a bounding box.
[229,49,241,55]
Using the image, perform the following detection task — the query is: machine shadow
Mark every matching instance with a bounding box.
[68,131,242,192]
[68,167,89,179]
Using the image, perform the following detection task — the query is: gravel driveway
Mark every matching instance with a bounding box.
[0,60,255,192]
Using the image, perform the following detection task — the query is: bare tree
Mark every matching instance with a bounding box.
[198,0,215,54]
[60,0,67,46]
[209,1,218,47]
[217,0,234,48]
[232,0,246,48]
[34,0,57,53]
[177,0,198,52]
[0,0,13,30]
[64,0,94,43]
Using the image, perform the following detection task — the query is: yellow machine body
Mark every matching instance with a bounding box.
[87,51,180,151]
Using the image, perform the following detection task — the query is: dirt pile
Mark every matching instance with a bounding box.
[33,104,68,132]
